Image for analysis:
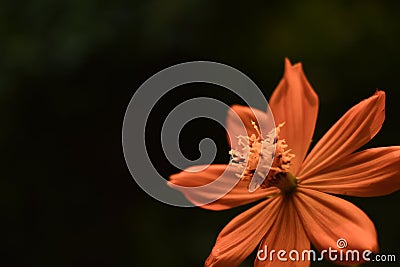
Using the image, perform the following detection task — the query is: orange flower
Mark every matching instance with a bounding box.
[168,59,400,266]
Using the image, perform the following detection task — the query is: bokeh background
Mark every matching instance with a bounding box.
[2,1,400,266]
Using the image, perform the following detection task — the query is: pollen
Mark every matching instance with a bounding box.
[229,121,297,193]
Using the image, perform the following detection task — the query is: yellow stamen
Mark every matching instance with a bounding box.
[229,121,297,193]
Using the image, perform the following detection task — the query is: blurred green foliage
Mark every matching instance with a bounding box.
[2,0,399,266]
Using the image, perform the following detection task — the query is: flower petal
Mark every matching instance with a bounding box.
[269,58,319,175]
[205,196,283,267]
[299,91,385,179]
[168,164,279,210]
[226,105,274,149]
[299,147,400,197]
[294,188,378,265]
[254,197,310,267]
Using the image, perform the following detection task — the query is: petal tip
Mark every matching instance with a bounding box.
[167,175,180,188]
[284,57,303,72]
[284,57,292,66]
[372,90,386,119]
[374,89,385,95]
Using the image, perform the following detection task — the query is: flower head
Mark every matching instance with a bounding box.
[168,59,400,266]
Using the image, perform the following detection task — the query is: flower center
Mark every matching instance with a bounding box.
[229,121,297,193]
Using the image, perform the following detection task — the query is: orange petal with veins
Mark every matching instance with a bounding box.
[168,164,278,210]
[299,91,385,179]
[269,58,319,175]
[294,188,378,266]
[299,146,400,197]
[254,197,310,267]
[205,196,282,267]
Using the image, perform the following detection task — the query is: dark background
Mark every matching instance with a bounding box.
[2,1,400,266]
